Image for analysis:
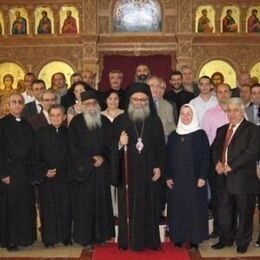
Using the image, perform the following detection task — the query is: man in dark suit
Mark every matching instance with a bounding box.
[212,97,260,253]
[245,83,260,247]
[22,79,46,120]
[29,90,57,131]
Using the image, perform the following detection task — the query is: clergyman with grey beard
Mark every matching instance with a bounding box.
[68,91,114,249]
[111,82,166,251]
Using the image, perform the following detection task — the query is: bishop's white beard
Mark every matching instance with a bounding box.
[83,104,102,130]
[128,103,150,122]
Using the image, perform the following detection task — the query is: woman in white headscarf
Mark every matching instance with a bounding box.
[166,104,210,250]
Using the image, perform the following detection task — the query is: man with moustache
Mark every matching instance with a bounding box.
[68,91,114,249]
[111,83,166,251]
[134,64,151,83]
[164,70,194,117]
[212,98,260,253]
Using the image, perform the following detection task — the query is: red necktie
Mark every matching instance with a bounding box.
[221,125,235,163]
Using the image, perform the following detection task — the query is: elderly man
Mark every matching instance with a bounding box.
[147,76,176,141]
[212,98,260,253]
[0,93,36,251]
[68,91,114,249]
[134,64,151,83]
[111,82,165,251]
[34,105,72,247]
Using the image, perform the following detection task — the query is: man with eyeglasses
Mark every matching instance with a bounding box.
[0,93,36,251]
[29,90,57,131]
[111,82,165,251]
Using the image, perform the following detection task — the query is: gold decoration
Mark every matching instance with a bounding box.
[38,61,75,88]
[0,62,25,89]
[199,60,236,88]
[250,62,260,82]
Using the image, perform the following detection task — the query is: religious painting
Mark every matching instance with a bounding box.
[199,60,237,88]
[195,6,215,33]
[35,7,54,34]
[221,6,239,33]
[60,6,79,34]
[250,62,260,83]
[113,0,162,32]
[0,11,4,35]
[10,7,28,35]
[38,61,75,88]
[247,6,260,33]
[0,62,25,90]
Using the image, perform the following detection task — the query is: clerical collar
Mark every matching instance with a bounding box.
[16,117,22,122]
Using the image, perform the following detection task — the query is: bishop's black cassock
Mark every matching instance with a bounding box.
[68,113,114,246]
[111,113,166,251]
[0,115,36,249]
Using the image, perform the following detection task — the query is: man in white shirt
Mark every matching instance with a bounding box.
[22,73,36,104]
[22,79,46,120]
[190,75,218,125]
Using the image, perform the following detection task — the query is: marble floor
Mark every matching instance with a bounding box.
[0,213,259,259]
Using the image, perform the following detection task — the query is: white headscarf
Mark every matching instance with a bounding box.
[176,104,201,135]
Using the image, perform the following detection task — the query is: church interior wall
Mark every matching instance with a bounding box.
[0,0,259,88]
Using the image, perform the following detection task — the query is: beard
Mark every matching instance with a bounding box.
[128,103,150,122]
[135,74,148,83]
[83,104,102,130]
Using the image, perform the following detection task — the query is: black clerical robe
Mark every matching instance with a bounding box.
[34,125,71,246]
[68,114,114,246]
[0,115,36,248]
[111,113,166,251]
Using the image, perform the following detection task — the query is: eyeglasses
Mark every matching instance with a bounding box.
[42,98,56,102]
[130,97,148,103]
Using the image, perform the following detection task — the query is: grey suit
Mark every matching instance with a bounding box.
[245,104,259,125]
[156,98,176,140]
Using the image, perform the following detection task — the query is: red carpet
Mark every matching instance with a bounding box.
[92,242,190,260]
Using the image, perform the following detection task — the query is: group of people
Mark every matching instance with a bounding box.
[0,64,259,255]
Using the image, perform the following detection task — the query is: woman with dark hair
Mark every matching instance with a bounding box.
[101,89,124,122]
[67,81,91,125]
[101,89,124,218]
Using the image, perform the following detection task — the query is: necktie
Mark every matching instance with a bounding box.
[221,125,235,163]
[39,104,43,113]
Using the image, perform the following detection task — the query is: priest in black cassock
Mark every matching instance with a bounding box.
[111,83,166,251]
[68,91,114,249]
[0,93,36,251]
[34,104,72,247]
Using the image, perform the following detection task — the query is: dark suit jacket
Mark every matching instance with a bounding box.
[22,100,38,120]
[29,112,49,131]
[212,119,260,194]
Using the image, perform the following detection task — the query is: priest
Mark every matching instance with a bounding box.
[34,104,72,247]
[68,91,114,249]
[111,82,166,251]
[0,93,36,251]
